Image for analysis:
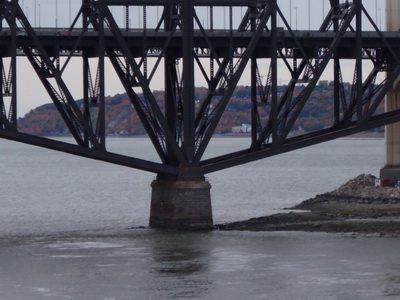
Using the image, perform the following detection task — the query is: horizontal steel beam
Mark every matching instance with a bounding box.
[1,30,399,60]
[101,0,268,6]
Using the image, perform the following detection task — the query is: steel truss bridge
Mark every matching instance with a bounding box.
[0,0,398,176]
[0,0,399,227]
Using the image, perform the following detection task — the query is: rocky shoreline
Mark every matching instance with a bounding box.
[215,174,400,236]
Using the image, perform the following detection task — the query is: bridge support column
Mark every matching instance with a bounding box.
[149,178,213,230]
[380,87,400,185]
[380,0,400,185]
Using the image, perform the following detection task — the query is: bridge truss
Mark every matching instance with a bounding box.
[0,0,399,179]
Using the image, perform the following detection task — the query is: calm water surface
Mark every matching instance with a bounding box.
[1,137,399,299]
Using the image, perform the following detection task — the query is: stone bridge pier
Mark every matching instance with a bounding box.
[380,0,400,185]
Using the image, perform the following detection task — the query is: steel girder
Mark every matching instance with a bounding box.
[202,0,400,173]
[0,1,104,150]
[0,0,399,177]
[0,1,16,130]
[102,0,269,6]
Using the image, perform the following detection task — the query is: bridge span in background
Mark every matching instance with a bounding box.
[0,0,399,229]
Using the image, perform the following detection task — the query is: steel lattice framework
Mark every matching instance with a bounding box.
[0,0,399,178]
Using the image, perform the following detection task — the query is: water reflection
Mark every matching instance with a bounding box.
[385,264,400,296]
[154,247,206,275]
[150,231,212,298]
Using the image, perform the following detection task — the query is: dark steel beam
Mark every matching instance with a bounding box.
[182,0,195,163]
[194,4,273,162]
[101,4,186,165]
[270,5,278,146]
[0,1,16,130]
[0,0,398,180]
[1,31,400,60]
[201,110,400,174]
[13,4,102,149]
[110,57,169,160]
[356,0,363,124]
[163,3,181,163]
[102,0,268,6]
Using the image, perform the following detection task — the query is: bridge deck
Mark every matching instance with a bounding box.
[0,29,399,59]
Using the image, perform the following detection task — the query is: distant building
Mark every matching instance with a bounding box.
[242,124,252,133]
[232,124,252,133]
[319,80,329,86]
[231,126,242,133]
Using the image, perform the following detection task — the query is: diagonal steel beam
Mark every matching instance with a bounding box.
[201,109,400,174]
[103,0,269,6]
[273,3,359,145]
[13,4,102,149]
[107,51,171,163]
[100,3,186,165]
[194,3,273,162]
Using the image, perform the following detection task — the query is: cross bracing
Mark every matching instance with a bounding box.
[0,0,398,178]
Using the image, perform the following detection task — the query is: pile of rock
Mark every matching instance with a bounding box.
[341,173,377,186]
[332,173,400,202]
[292,173,400,211]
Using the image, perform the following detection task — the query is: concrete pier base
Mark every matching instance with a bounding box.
[149,179,213,230]
[380,167,400,186]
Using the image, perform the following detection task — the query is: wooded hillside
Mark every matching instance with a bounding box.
[18,82,384,136]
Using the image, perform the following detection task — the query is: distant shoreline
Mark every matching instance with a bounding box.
[36,131,385,139]
[213,131,385,139]
[346,132,384,139]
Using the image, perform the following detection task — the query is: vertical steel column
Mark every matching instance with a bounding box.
[125,5,129,31]
[356,0,363,123]
[143,5,147,79]
[250,6,258,148]
[0,57,4,128]
[83,56,90,146]
[10,0,17,128]
[0,1,3,31]
[270,0,278,144]
[0,0,3,127]
[182,0,195,164]
[164,3,179,165]
[82,0,105,148]
[98,1,106,148]
[82,0,90,147]
[229,6,233,77]
[333,0,340,125]
[0,1,16,129]
[210,6,214,80]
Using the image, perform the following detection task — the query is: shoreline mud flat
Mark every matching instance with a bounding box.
[215,174,400,236]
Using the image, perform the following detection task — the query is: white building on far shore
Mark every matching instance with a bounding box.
[232,123,252,133]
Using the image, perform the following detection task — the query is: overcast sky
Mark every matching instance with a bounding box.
[11,0,388,117]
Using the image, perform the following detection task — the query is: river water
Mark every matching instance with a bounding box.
[1,137,400,299]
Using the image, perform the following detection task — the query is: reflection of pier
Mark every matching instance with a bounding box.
[1,0,400,229]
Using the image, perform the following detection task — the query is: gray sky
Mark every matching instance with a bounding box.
[12,0,387,117]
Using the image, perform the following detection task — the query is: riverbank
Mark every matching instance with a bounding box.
[215,174,400,236]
